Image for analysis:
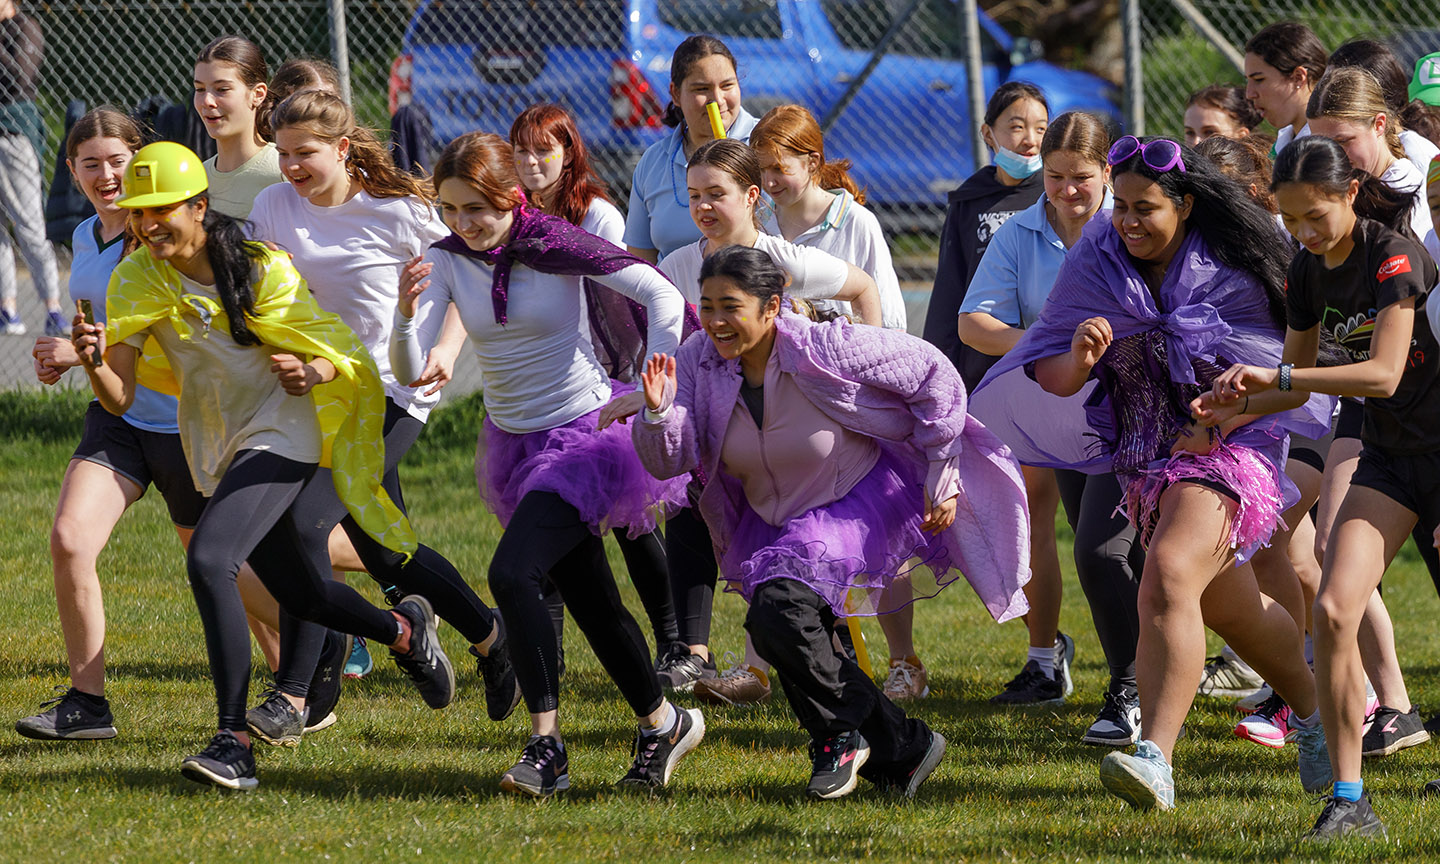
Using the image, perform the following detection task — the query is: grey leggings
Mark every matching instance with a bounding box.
[1055,470,1143,689]
[187,449,402,731]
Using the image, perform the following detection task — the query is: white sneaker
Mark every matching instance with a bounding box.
[1199,644,1264,699]
[881,658,929,701]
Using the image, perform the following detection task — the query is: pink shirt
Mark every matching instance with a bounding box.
[719,352,880,526]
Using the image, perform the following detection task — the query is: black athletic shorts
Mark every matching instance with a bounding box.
[71,401,206,528]
[1334,397,1363,441]
[1288,423,1333,474]
[1348,445,1440,538]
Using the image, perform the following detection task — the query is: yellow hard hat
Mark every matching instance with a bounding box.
[117,141,209,209]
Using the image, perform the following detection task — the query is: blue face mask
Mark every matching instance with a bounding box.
[994,144,1043,179]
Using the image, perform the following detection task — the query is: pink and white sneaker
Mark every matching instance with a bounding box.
[1234,693,1292,749]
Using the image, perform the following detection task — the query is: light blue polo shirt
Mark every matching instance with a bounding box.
[961,191,1113,329]
[69,216,180,434]
[623,107,760,259]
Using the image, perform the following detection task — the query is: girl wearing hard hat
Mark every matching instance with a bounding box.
[72,141,456,791]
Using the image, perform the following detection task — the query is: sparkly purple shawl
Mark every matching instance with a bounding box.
[969,220,1333,473]
[434,205,701,381]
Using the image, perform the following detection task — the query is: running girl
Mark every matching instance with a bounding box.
[1196,134,1440,840]
[193,35,282,218]
[73,142,455,790]
[1245,21,1328,155]
[390,132,702,797]
[634,244,1028,799]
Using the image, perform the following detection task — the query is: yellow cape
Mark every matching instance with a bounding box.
[105,245,417,558]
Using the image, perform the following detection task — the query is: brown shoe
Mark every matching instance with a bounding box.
[693,655,771,705]
[882,657,929,701]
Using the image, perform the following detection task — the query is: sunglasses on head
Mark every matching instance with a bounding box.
[1107,135,1186,174]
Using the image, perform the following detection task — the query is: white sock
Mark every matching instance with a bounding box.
[641,702,678,738]
[1292,709,1320,729]
[1028,645,1055,679]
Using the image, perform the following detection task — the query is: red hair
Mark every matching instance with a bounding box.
[509,103,610,226]
[750,104,865,204]
[433,132,524,211]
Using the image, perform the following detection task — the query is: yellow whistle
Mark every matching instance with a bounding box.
[706,101,726,140]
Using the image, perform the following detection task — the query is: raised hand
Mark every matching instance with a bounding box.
[640,352,677,414]
[1071,316,1113,369]
[397,255,434,318]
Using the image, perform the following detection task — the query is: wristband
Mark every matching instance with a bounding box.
[1278,363,1293,392]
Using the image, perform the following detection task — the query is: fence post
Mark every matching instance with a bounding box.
[959,0,987,173]
[1121,0,1143,135]
[328,0,353,105]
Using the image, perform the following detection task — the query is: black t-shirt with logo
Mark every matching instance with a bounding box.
[1286,217,1440,454]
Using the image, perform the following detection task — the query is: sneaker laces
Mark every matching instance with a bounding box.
[657,647,701,677]
[197,730,246,761]
[519,735,561,773]
[1249,692,1289,723]
[628,732,665,779]
[715,652,756,682]
[36,684,71,711]
[883,661,917,697]
[809,731,854,774]
[1002,662,1050,691]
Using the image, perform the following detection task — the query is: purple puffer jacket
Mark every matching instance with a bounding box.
[633,311,1031,623]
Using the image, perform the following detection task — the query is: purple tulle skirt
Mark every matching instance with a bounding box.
[1122,441,1285,560]
[476,389,689,539]
[719,447,961,617]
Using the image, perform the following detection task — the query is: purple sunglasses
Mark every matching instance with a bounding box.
[1107,135,1186,173]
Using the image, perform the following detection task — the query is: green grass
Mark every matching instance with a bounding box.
[2,391,1440,861]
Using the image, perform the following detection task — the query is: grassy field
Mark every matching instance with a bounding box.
[2,390,1440,862]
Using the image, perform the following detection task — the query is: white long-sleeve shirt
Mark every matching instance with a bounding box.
[391,250,683,434]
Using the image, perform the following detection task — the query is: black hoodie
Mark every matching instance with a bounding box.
[922,166,1043,389]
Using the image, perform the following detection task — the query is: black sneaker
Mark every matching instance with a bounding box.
[1082,685,1142,747]
[620,706,706,790]
[1361,705,1430,757]
[1424,778,1440,797]
[15,686,117,741]
[656,648,718,692]
[305,630,350,733]
[989,660,1066,705]
[806,730,870,800]
[500,734,570,797]
[180,730,259,790]
[382,584,407,607]
[246,685,305,747]
[1305,793,1387,841]
[469,618,521,722]
[873,727,948,798]
[390,596,456,710]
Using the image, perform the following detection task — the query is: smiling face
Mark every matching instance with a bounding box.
[513,135,565,199]
[275,126,349,202]
[1110,171,1191,266]
[1276,180,1358,259]
[193,60,266,143]
[1043,150,1109,223]
[671,54,742,143]
[438,177,513,251]
[69,136,134,217]
[698,275,779,360]
[129,199,207,263]
[1183,104,1249,147]
[758,148,817,210]
[1244,53,1306,130]
[687,163,760,242]
[1308,115,1389,176]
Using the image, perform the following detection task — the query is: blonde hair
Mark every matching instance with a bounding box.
[270,90,434,204]
[1307,67,1406,160]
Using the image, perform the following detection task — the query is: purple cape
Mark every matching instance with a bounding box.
[434,205,701,381]
[969,220,1333,473]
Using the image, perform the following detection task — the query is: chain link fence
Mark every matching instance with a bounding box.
[5,1,1440,394]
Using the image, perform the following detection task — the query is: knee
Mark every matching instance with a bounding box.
[487,547,539,608]
[1312,590,1361,640]
[50,512,102,566]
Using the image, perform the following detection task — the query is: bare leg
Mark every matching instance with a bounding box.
[1313,486,1415,785]
[1283,459,1325,632]
[1021,465,1063,650]
[877,575,917,659]
[1201,562,1316,719]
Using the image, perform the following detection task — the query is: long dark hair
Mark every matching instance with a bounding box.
[1271,135,1416,235]
[194,195,265,345]
[1111,137,1291,327]
[196,35,275,140]
[1196,135,1276,214]
[1244,21,1328,85]
[509,103,610,224]
[663,35,737,128]
[1328,38,1440,146]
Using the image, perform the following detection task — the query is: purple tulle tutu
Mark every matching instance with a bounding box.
[476,387,689,538]
[718,447,961,617]
[1122,441,1286,556]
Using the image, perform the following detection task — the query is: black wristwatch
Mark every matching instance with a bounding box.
[1278,362,1294,392]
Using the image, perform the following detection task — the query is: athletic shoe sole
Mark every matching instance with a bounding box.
[900,730,946,798]
[1362,729,1431,758]
[304,711,337,734]
[1082,724,1141,747]
[499,771,570,798]
[1233,724,1287,750]
[247,723,303,747]
[808,745,870,800]
[1100,756,1173,811]
[14,723,117,741]
[179,760,259,791]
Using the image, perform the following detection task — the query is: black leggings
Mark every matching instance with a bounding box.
[541,527,677,659]
[666,505,719,647]
[187,450,403,731]
[489,491,663,716]
[1055,470,1143,688]
[272,399,497,694]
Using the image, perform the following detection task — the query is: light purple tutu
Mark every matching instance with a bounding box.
[719,447,961,617]
[476,386,689,539]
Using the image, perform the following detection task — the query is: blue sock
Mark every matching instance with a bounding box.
[1333,780,1363,802]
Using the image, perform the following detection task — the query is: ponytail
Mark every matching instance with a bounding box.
[271,90,435,204]
[750,104,866,203]
[195,196,265,345]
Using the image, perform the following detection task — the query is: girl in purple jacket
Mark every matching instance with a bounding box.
[633,245,1030,799]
